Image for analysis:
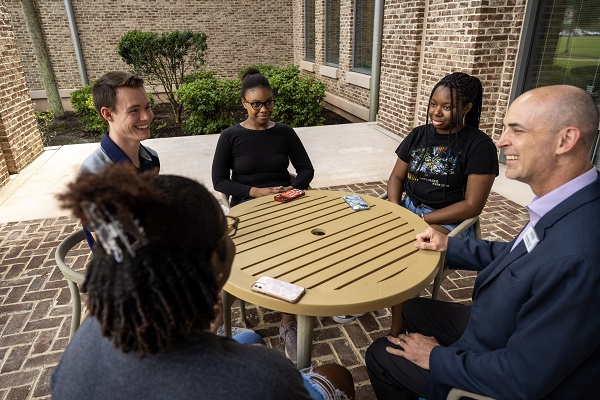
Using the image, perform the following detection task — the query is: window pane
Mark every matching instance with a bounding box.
[326,0,340,65]
[353,0,375,73]
[523,0,600,167]
[524,1,600,100]
[305,0,316,61]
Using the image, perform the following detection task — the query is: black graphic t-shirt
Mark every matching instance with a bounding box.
[396,124,498,210]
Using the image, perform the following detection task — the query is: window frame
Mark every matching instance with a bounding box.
[305,0,316,62]
[510,0,600,166]
[325,0,341,67]
[352,0,374,75]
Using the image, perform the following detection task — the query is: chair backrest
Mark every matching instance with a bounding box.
[55,229,88,339]
[448,215,481,239]
[447,388,495,400]
[221,192,232,209]
[378,191,481,239]
[55,229,87,285]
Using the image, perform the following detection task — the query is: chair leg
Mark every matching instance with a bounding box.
[221,289,234,337]
[67,281,81,339]
[240,300,247,327]
[431,261,445,300]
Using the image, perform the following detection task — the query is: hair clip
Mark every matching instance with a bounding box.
[80,200,148,262]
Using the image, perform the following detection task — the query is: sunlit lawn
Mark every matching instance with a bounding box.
[556,36,600,59]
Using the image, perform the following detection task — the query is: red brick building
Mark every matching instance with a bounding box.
[1,0,599,188]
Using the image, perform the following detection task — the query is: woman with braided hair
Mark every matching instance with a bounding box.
[334,73,498,330]
[387,72,497,235]
[51,163,354,400]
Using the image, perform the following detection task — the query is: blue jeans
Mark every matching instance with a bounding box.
[232,332,327,400]
[402,196,475,238]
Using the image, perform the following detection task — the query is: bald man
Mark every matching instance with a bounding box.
[366,85,600,400]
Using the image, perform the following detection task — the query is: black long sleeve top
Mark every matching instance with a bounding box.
[212,123,314,206]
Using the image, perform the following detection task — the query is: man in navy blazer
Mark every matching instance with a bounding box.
[366,85,600,399]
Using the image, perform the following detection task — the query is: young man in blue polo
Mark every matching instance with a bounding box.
[79,71,159,247]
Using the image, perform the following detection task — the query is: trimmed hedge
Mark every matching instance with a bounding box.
[178,65,326,134]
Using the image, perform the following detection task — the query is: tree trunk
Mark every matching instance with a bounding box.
[21,0,64,117]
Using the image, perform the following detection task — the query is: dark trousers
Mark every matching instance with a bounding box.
[365,298,472,400]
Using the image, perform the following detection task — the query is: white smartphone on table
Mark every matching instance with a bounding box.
[251,276,305,303]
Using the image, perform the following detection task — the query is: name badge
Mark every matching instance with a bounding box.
[523,226,540,253]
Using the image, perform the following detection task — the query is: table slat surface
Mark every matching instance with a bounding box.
[225,190,442,316]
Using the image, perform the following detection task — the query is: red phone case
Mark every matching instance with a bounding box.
[274,189,305,202]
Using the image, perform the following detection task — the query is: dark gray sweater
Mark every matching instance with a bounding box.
[51,318,312,400]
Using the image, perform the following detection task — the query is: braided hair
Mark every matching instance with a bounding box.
[426,72,483,131]
[58,163,228,357]
[412,72,484,203]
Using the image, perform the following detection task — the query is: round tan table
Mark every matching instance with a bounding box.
[222,190,442,368]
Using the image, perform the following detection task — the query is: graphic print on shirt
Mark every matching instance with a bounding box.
[407,145,458,188]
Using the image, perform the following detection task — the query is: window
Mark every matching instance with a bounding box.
[353,0,375,73]
[325,0,340,66]
[305,0,316,62]
[521,1,600,95]
[513,0,600,166]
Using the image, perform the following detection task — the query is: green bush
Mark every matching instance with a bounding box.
[250,64,326,127]
[118,29,208,123]
[182,70,216,85]
[70,85,156,135]
[36,110,55,146]
[70,85,106,134]
[177,75,239,135]
[177,65,326,134]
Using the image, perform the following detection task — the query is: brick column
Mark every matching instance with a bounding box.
[378,0,526,141]
[0,3,44,188]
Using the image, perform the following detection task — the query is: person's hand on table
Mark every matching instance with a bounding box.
[386,333,440,370]
[249,186,286,198]
[415,227,448,252]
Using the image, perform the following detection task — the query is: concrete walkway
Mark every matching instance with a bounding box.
[0,122,533,399]
[0,122,532,223]
[0,123,401,223]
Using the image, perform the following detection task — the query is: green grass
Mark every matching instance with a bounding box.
[553,58,597,70]
[557,36,600,59]
[539,37,600,90]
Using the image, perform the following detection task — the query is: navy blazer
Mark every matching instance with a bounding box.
[428,174,600,399]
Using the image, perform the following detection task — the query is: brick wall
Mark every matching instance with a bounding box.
[6,0,295,90]
[396,0,526,142]
[292,0,305,62]
[293,0,526,141]
[0,3,43,188]
[5,0,526,145]
[295,0,372,111]
[377,1,425,136]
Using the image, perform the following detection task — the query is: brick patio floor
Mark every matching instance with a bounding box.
[0,182,529,400]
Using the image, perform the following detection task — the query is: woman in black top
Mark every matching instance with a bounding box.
[212,67,314,207]
[386,72,498,337]
[211,67,315,362]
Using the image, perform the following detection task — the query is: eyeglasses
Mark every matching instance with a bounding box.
[243,99,276,110]
[225,215,240,238]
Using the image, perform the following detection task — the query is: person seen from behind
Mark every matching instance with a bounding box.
[51,163,354,400]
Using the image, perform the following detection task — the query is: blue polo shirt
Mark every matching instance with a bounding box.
[79,132,160,248]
